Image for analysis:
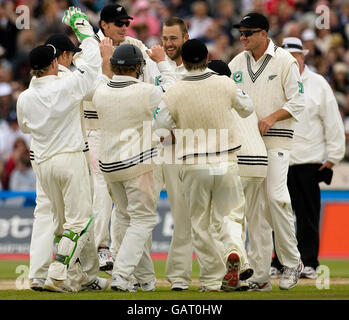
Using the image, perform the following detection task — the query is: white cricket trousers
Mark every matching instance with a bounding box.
[240,176,272,282]
[32,152,99,281]
[108,168,163,283]
[29,179,54,280]
[163,163,193,287]
[87,129,114,249]
[250,149,300,283]
[180,161,246,290]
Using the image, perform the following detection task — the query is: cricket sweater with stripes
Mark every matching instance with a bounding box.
[92,71,175,182]
[161,70,253,164]
[228,39,305,152]
[83,30,162,130]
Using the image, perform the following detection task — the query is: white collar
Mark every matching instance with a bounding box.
[111,75,141,82]
[58,64,71,73]
[183,67,213,77]
[245,38,276,61]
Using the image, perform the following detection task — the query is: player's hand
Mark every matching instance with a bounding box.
[99,38,113,60]
[62,7,94,42]
[146,45,166,63]
[258,114,277,136]
[319,160,334,171]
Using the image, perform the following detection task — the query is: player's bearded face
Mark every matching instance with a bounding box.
[165,43,182,60]
[162,25,186,61]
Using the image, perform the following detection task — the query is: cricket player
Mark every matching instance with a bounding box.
[153,39,254,292]
[158,17,192,291]
[17,7,107,292]
[207,59,266,291]
[28,33,104,292]
[92,42,176,292]
[82,4,162,270]
[228,13,305,290]
[270,37,345,279]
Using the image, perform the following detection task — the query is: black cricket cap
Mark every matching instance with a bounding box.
[29,44,60,70]
[181,39,208,63]
[45,34,81,55]
[100,4,133,22]
[233,12,269,31]
[208,60,231,77]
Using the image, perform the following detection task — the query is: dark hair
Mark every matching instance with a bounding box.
[111,64,141,76]
[183,59,208,72]
[163,17,188,36]
[30,65,50,78]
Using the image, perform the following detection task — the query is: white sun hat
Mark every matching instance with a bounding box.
[281,37,309,55]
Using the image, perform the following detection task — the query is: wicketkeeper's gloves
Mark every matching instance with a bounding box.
[62,7,95,42]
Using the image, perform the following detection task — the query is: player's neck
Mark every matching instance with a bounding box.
[175,56,183,66]
[251,38,269,61]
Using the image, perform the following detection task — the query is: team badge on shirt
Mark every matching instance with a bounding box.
[153,107,160,119]
[297,81,304,93]
[232,71,243,83]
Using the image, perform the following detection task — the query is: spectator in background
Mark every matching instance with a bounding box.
[0,111,31,160]
[215,0,240,45]
[35,0,66,42]
[331,62,349,94]
[132,22,159,48]
[0,81,12,129]
[9,152,36,191]
[128,0,161,38]
[1,136,29,190]
[187,1,213,39]
[0,0,19,63]
[163,0,191,19]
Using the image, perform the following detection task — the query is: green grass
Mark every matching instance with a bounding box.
[0,259,348,300]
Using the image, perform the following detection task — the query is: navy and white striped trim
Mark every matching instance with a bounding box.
[94,34,101,43]
[179,145,241,161]
[30,150,34,161]
[247,45,278,83]
[107,81,138,88]
[182,72,216,82]
[84,110,98,119]
[83,141,89,153]
[237,155,268,166]
[263,128,294,139]
[99,147,158,172]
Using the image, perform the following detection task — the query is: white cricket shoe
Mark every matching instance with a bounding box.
[301,266,317,279]
[240,263,254,281]
[279,260,304,290]
[30,278,45,291]
[81,277,108,291]
[198,286,221,292]
[98,247,114,271]
[235,280,250,291]
[270,266,282,279]
[139,279,156,292]
[248,281,272,292]
[171,282,189,291]
[111,274,137,292]
[43,277,73,293]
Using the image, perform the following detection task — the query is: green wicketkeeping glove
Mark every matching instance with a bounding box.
[62,7,94,42]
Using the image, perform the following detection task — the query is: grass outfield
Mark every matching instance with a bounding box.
[0,259,348,300]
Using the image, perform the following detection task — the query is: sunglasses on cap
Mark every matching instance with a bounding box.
[114,20,130,27]
[239,29,263,37]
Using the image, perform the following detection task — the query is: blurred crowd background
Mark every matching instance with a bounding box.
[0,0,349,191]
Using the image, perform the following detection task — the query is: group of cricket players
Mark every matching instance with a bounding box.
[17,4,322,293]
